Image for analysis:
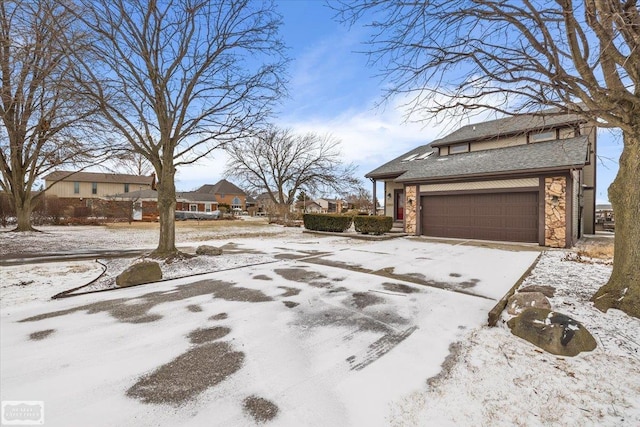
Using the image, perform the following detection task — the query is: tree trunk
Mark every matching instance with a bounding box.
[151,166,179,258]
[13,192,37,232]
[591,131,640,319]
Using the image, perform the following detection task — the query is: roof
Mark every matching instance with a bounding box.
[44,170,154,185]
[430,110,587,147]
[368,136,590,183]
[109,189,158,200]
[176,192,219,203]
[596,204,613,211]
[195,179,245,196]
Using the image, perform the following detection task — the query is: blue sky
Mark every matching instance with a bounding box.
[176,0,622,204]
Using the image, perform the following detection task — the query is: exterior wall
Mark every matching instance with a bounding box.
[216,194,246,209]
[469,134,527,152]
[384,181,403,217]
[420,178,538,193]
[176,202,218,212]
[405,185,417,234]
[544,176,567,248]
[572,170,580,241]
[46,180,152,199]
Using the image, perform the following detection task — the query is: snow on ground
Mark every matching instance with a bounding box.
[1,223,639,426]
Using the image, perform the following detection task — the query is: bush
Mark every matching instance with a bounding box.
[353,215,393,235]
[303,213,353,232]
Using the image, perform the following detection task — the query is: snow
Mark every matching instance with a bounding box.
[1,223,639,426]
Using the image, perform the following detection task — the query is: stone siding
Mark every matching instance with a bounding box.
[545,177,567,247]
[405,185,417,234]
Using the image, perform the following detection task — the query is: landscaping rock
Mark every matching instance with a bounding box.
[507,291,551,315]
[518,285,556,298]
[116,261,162,287]
[196,245,223,256]
[507,307,597,356]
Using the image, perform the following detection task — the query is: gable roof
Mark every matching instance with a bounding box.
[430,110,587,147]
[195,179,246,196]
[44,170,154,185]
[368,136,590,183]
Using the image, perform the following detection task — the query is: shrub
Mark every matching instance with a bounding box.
[353,215,393,235]
[303,213,353,232]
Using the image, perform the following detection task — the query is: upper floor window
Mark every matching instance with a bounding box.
[73,182,80,194]
[449,143,469,154]
[124,183,130,193]
[91,182,97,195]
[529,130,556,143]
[232,196,242,210]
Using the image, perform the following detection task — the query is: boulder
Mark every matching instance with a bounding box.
[518,285,556,298]
[196,245,223,256]
[116,261,162,287]
[507,307,597,356]
[507,291,551,315]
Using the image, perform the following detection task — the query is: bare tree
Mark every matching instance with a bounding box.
[225,127,361,214]
[107,151,154,177]
[68,0,287,258]
[0,0,109,232]
[345,187,374,214]
[335,0,640,318]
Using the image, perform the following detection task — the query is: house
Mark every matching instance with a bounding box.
[43,170,155,216]
[366,109,596,248]
[192,179,247,212]
[295,200,323,213]
[595,203,614,231]
[315,198,344,213]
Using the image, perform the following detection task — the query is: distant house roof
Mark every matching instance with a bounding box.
[596,204,613,211]
[429,110,587,147]
[367,136,590,182]
[44,170,154,185]
[109,189,158,200]
[195,179,246,196]
[176,191,219,203]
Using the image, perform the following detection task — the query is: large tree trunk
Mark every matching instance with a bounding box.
[151,165,179,259]
[13,191,37,232]
[592,131,640,319]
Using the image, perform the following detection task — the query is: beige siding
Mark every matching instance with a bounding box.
[384,181,403,217]
[46,180,152,198]
[469,134,527,152]
[559,127,576,139]
[572,170,580,240]
[580,122,596,234]
[420,178,538,193]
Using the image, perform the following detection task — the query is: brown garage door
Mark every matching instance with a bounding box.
[421,192,539,243]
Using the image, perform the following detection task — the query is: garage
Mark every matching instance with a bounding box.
[421,191,539,243]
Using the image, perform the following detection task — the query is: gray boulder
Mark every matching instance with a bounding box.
[519,285,556,298]
[196,245,223,256]
[507,291,551,315]
[507,307,597,356]
[116,261,162,287]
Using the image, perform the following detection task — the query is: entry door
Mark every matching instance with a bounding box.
[395,190,405,220]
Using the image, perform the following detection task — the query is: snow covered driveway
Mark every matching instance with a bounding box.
[1,234,539,426]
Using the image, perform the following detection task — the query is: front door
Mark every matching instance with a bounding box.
[395,190,405,220]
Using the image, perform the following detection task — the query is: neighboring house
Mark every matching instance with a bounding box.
[315,198,344,213]
[595,203,614,231]
[43,170,155,216]
[295,200,323,213]
[194,179,247,212]
[366,109,596,248]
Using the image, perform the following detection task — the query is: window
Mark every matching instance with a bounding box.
[190,204,198,212]
[231,196,242,211]
[530,130,556,142]
[449,143,469,154]
[124,183,130,193]
[73,182,80,194]
[91,182,97,195]
[415,151,433,160]
[401,153,419,162]
[205,203,211,212]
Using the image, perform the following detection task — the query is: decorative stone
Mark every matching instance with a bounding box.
[507,307,597,356]
[519,285,556,298]
[507,292,551,315]
[116,261,162,287]
[196,245,223,256]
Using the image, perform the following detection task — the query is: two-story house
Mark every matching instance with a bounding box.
[366,110,596,248]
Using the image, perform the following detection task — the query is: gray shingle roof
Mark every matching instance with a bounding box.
[44,170,154,185]
[195,179,245,195]
[403,137,589,181]
[368,137,589,182]
[430,111,586,147]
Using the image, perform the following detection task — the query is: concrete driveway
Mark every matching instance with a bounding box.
[0,236,539,426]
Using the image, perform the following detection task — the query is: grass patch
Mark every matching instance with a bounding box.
[574,240,614,260]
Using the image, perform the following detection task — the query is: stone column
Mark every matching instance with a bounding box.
[405,185,417,235]
[545,177,567,247]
